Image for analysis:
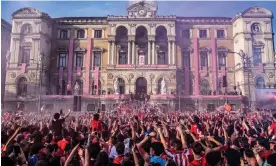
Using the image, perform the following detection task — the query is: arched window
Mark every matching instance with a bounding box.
[118,78,125,94]
[218,52,226,67]
[256,77,265,89]
[200,52,208,69]
[77,29,85,38]
[17,77,27,96]
[200,79,210,95]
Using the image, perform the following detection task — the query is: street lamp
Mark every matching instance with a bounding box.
[31,53,44,113]
[227,50,253,108]
[177,83,184,111]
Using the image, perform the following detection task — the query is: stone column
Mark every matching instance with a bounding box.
[132,41,135,65]
[193,38,200,95]
[168,41,171,65]
[172,41,175,65]
[84,37,92,95]
[111,41,114,65]
[107,41,111,65]
[211,38,217,92]
[67,39,74,91]
[148,41,151,65]
[152,41,155,64]
[114,43,117,65]
[128,41,131,64]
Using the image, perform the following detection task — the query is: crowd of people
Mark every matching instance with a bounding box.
[1,101,276,166]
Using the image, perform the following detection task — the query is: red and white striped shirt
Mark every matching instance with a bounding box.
[165,149,190,166]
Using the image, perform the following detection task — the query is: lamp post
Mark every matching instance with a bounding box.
[149,74,154,95]
[227,50,253,108]
[31,53,44,113]
[177,83,184,111]
[38,53,44,113]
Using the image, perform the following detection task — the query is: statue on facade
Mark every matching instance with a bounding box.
[114,78,120,94]
[161,77,166,94]
[74,82,80,96]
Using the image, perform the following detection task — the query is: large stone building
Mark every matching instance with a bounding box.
[4,1,276,112]
[1,19,12,105]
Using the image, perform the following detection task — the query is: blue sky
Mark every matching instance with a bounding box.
[1,1,276,44]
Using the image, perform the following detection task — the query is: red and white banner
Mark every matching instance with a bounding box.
[21,63,27,73]
[139,55,145,65]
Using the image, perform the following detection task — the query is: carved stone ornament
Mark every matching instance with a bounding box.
[129,24,136,27]
[21,41,32,47]
[149,74,155,80]
[253,41,265,47]
[108,73,113,79]
[268,72,274,78]
[30,72,36,78]
[170,73,176,79]
[129,73,134,79]
[217,47,229,52]
[74,47,86,52]
[93,47,104,52]
[22,24,32,34]
[251,23,261,33]
[56,48,68,52]
[109,24,116,27]
[11,73,16,78]
[149,24,156,27]
[244,7,267,15]
[12,7,50,19]
[249,72,254,78]
[199,47,211,52]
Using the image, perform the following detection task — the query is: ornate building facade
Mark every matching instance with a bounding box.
[1,19,12,104]
[4,1,276,112]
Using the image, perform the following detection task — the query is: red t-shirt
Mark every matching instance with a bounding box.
[270,123,276,136]
[188,156,207,166]
[259,150,272,161]
[91,119,102,132]
[113,155,124,165]
[57,139,68,150]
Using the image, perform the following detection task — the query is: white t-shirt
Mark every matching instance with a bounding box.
[108,138,130,159]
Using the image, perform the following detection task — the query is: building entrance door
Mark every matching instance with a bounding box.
[136,77,147,97]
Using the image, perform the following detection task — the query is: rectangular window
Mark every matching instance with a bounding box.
[21,49,30,64]
[182,30,190,38]
[217,30,225,39]
[200,52,208,69]
[60,30,68,39]
[75,52,83,67]
[157,52,165,65]
[182,52,190,68]
[59,53,66,67]
[253,47,262,65]
[119,52,127,64]
[199,30,207,38]
[77,30,85,38]
[94,30,102,39]
[218,52,226,67]
[93,51,101,67]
